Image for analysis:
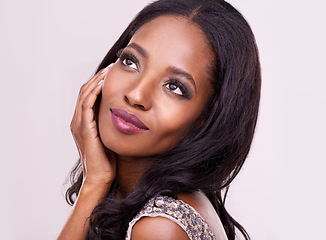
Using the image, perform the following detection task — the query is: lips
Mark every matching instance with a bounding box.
[110,108,149,134]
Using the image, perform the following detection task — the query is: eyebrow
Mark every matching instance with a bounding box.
[128,43,148,58]
[167,66,197,92]
[127,42,197,91]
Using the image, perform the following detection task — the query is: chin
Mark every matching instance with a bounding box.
[101,135,147,158]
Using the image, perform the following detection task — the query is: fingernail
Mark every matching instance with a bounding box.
[98,80,104,85]
[100,63,113,73]
[100,67,108,73]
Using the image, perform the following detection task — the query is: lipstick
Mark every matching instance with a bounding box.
[110,108,149,134]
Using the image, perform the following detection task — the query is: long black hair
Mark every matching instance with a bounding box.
[65,0,261,239]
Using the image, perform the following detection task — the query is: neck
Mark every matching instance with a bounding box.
[115,155,152,199]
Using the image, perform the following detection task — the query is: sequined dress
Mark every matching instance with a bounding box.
[125,195,216,240]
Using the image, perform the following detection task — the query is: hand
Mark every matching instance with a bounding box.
[58,65,116,240]
[70,64,116,187]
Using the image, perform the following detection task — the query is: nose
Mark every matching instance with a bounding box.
[124,76,153,111]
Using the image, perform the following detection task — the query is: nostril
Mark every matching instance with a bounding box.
[135,104,145,110]
[124,96,146,110]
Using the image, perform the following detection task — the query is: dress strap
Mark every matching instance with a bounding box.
[125,195,216,240]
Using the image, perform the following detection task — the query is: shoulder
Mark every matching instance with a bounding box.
[126,194,221,240]
[177,191,217,226]
[131,216,189,240]
[178,191,228,240]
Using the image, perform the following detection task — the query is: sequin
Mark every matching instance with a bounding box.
[125,195,216,240]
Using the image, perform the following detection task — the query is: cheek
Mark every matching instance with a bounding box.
[102,72,125,98]
[154,102,201,142]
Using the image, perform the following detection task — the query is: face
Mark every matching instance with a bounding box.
[98,15,214,158]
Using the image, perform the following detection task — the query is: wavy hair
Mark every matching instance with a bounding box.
[65,0,261,239]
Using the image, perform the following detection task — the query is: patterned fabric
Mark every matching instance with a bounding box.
[125,195,216,240]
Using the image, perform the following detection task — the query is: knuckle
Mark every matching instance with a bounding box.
[81,83,87,91]
[91,87,99,94]
[79,84,87,95]
[81,101,89,110]
[79,91,88,100]
[79,89,84,96]
[70,122,76,133]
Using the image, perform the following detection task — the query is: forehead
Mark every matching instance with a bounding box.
[129,15,214,86]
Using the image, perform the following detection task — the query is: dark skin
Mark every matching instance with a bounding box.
[58,15,227,239]
[99,15,214,200]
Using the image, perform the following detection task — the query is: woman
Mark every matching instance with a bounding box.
[58,0,261,239]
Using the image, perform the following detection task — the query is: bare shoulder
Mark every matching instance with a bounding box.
[178,191,228,240]
[131,216,189,240]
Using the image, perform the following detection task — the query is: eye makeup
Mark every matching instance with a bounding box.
[164,78,192,99]
[117,49,140,71]
[116,48,193,99]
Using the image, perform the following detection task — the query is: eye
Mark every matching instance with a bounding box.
[164,79,191,99]
[165,82,183,95]
[122,58,137,70]
[118,51,139,71]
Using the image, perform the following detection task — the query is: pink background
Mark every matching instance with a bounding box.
[1,0,325,239]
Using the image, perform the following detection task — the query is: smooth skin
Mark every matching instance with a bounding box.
[58,15,227,240]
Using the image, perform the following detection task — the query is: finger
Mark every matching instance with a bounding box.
[71,72,103,139]
[77,64,111,113]
[79,63,113,95]
[75,64,113,125]
[80,81,104,126]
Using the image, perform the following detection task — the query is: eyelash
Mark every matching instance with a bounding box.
[117,49,191,99]
[164,78,191,99]
[117,50,139,71]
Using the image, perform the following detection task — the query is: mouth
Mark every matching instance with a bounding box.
[110,108,149,134]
